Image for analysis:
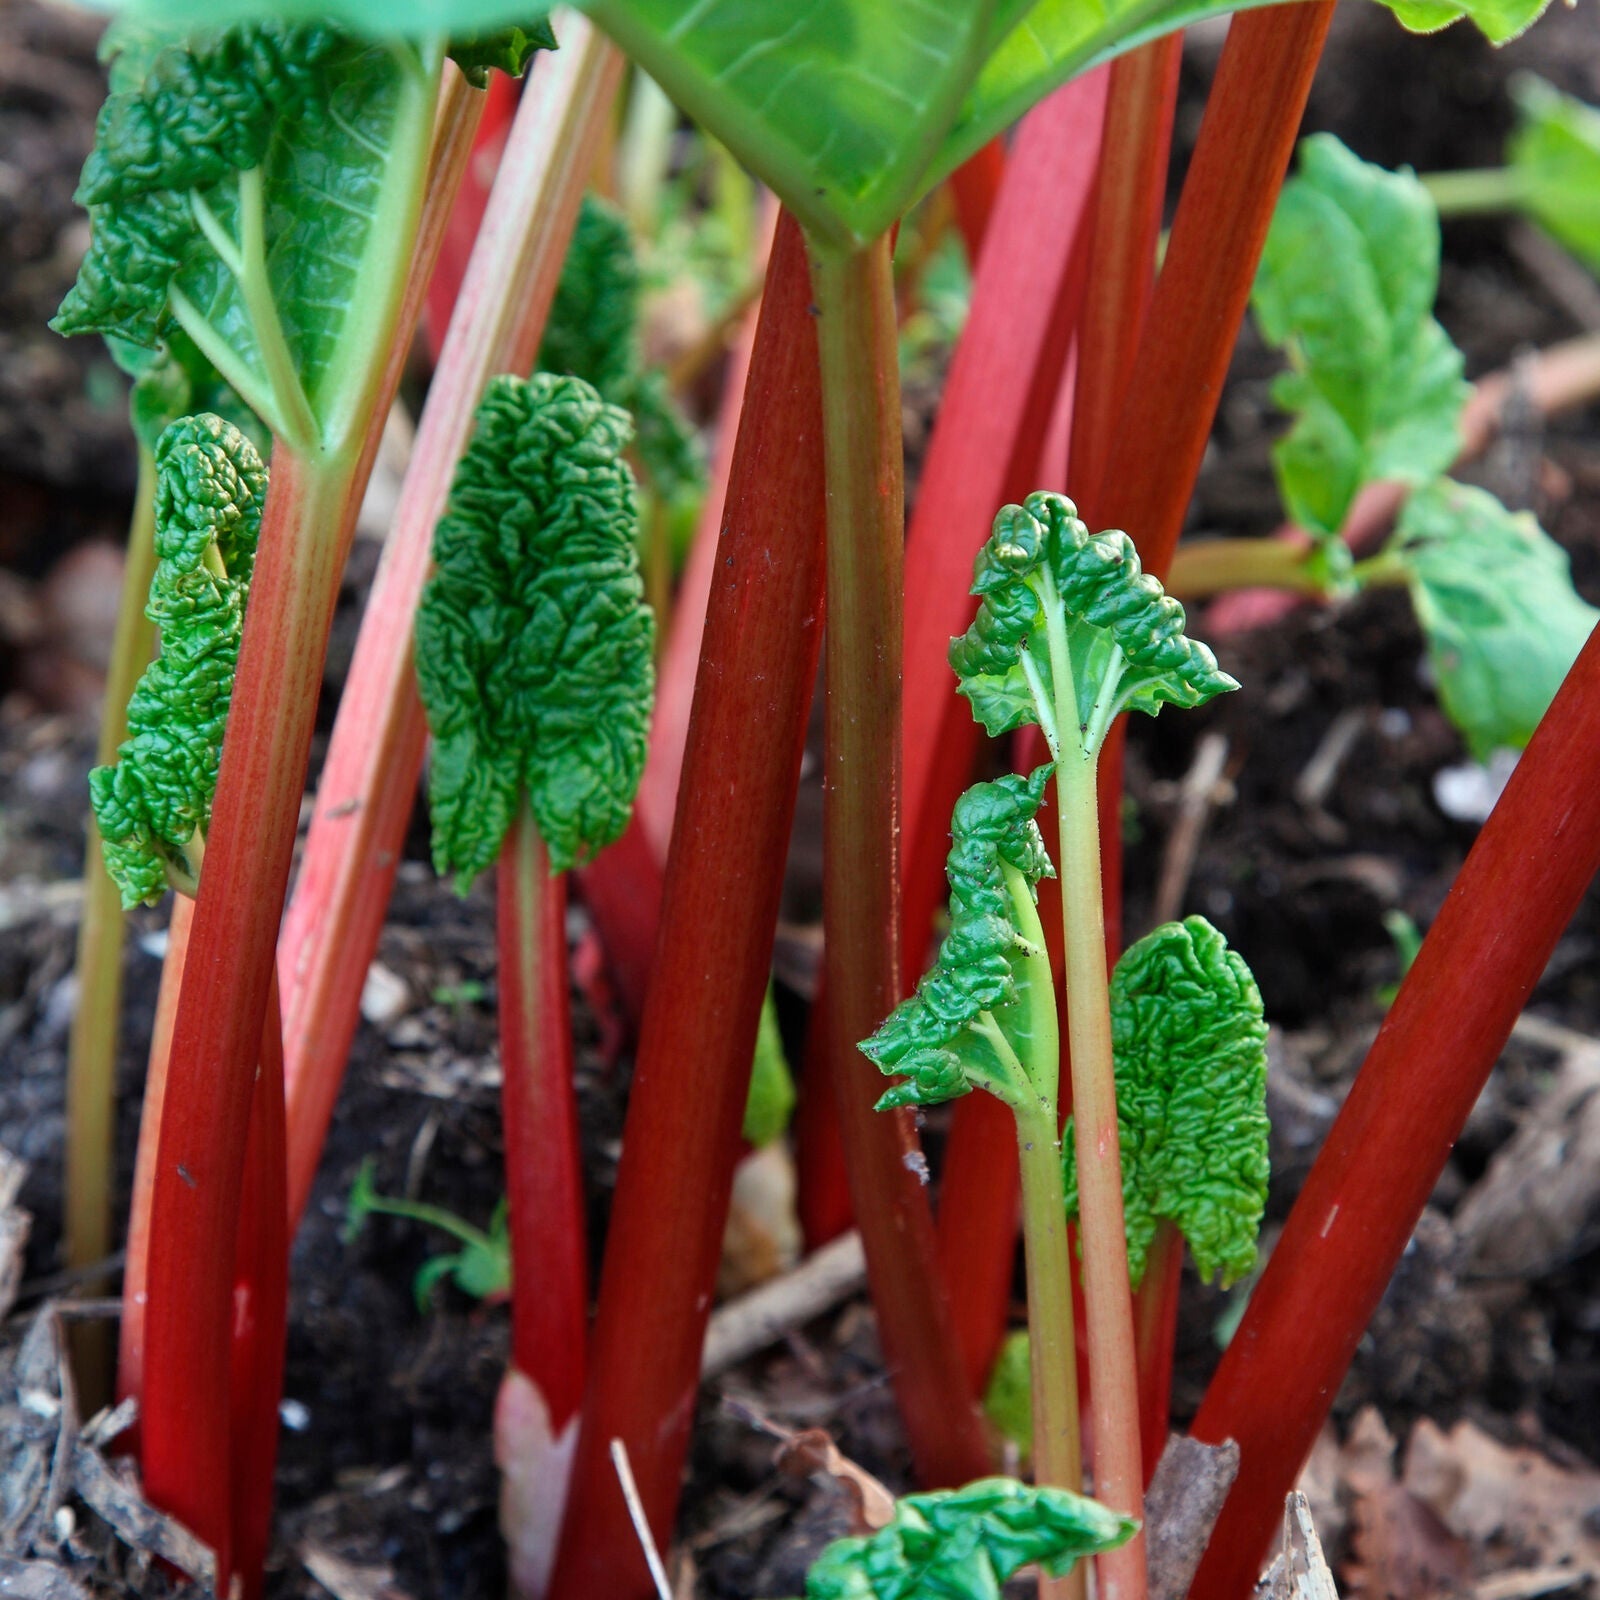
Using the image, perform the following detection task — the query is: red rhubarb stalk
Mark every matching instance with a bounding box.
[1189,613,1600,1599]
[548,213,836,1600]
[810,228,992,1490]
[495,807,585,1600]
[948,137,1007,265]
[280,30,624,1226]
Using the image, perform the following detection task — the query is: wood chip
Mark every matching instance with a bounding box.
[1145,1435,1240,1600]
[70,1439,214,1589]
[701,1231,866,1379]
[724,1398,894,1535]
[302,1544,413,1600]
[0,1147,31,1323]
[1256,1492,1341,1600]
[0,1554,91,1598]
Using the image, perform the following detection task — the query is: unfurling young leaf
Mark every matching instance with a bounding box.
[540,194,705,505]
[1506,75,1600,276]
[1382,478,1600,761]
[415,372,654,888]
[859,768,1054,1113]
[1254,135,1469,538]
[53,19,434,451]
[1064,916,1269,1288]
[804,1477,1138,1600]
[90,413,268,907]
[948,491,1237,760]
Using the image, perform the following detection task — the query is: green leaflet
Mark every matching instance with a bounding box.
[804,1477,1137,1600]
[980,1330,1033,1461]
[742,986,796,1148]
[1254,136,1469,539]
[540,196,705,505]
[1063,916,1269,1289]
[859,768,1054,1112]
[1383,478,1600,761]
[1379,0,1550,42]
[1507,75,1600,276]
[108,328,264,457]
[89,413,268,908]
[415,372,654,887]
[53,20,431,449]
[949,491,1236,759]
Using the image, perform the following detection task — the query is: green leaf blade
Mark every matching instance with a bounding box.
[804,1477,1137,1600]
[1254,135,1469,539]
[416,372,654,887]
[860,768,1053,1112]
[1508,75,1600,276]
[1064,915,1269,1288]
[90,412,268,907]
[1386,478,1599,761]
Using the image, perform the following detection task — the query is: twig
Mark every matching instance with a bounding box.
[1151,733,1232,926]
[700,1231,866,1379]
[610,1439,672,1600]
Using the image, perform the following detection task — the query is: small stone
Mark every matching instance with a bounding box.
[360,961,411,1027]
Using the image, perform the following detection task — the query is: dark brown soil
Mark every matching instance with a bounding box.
[3,5,1600,1597]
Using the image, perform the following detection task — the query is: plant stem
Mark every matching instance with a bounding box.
[1166,535,1331,600]
[548,213,832,1600]
[810,231,991,1486]
[1421,165,1532,218]
[279,30,623,1227]
[140,448,355,1575]
[1053,748,1144,1600]
[1132,1218,1183,1480]
[497,802,584,1600]
[997,864,1083,1600]
[1189,605,1600,1600]
[65,443,158,1407]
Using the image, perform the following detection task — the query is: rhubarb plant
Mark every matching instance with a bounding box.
[865,491,1238,1598]
[805,1478,1137,1600]
[415,369,652,1599]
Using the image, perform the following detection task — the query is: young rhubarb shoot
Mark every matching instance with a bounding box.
[415,370,652,1599]
[861,768,1085,1600]
[949,490,1237,1600]
[805,1478,1137,1600]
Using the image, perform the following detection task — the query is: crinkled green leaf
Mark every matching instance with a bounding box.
[448,19,557,87]
[415,372,653,887]
[805,1477,1137,1600]
[1064,915,1269,1289]
[742,985,796,1148]
[89,413,267,907]
[949,491,1236,754]
[108,328,263,456]
[1507,75,1600,276]
[54,20,425,443]
[1384,478,1599,761]
[860,768,1053,1112]
[540,195,704,504]
[1376,0,1550,43]
[1254,136,1469,538]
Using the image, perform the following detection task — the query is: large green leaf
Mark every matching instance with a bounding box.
[1254,135,1469,538]
[90,414,268,907]
[1063,915,1269,1288]
[949,492,1236,759]
[1507,75,1600,276]
[53,20,437,450]
[805,1477,1136,1600]
[415,373,654,887]
[860,768,1055,1112]
[1384,478,1599,761]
